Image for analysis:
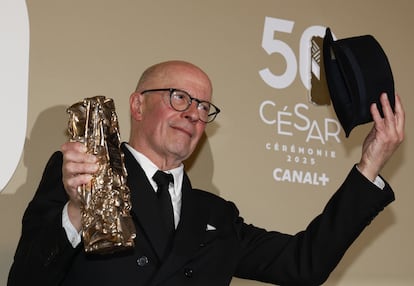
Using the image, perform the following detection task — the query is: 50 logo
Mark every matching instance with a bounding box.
[0,0,30,192]
[259,16,328,90]
[257,17,341,145]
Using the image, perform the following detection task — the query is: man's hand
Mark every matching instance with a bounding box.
[357,93,405,181]
[61,141,98,231]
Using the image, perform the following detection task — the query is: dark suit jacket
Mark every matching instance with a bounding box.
[8,145,395,286]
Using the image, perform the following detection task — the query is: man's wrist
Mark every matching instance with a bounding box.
[355,164,385,190]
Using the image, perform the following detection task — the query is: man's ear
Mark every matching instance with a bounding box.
[130,92,143,120]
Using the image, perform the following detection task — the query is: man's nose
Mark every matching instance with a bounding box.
[183,101,200,122]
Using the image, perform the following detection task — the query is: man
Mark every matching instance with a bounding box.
[8,60,405,285]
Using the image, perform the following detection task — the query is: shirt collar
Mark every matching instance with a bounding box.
[124,143,184,196]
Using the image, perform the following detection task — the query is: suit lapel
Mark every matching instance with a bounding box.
[122,144,172,261]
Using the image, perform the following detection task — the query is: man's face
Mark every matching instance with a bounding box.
[130,63,213,167]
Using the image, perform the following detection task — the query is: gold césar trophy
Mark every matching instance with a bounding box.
[67,96,136,254]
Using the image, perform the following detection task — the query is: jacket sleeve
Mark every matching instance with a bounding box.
[234,165,395,286]
[8,151,80,286]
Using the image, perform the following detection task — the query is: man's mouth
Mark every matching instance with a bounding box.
[172,125,193,138]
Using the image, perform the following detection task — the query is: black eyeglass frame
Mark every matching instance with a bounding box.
[140,88,221,123]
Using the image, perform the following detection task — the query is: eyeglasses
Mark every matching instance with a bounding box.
[140,88,221,123]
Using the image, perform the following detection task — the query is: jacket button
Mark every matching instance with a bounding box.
[136,256,149,267]
[184,267,193,278]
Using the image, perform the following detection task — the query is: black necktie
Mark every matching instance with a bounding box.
[153,170,175,237]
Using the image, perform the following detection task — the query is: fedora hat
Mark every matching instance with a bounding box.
[323,27,395,137]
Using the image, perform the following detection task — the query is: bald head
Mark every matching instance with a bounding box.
[135,60,213,96]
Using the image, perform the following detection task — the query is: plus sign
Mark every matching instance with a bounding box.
[319,173,330,186]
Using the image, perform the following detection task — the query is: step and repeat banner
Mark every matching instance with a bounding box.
[1,1,412,285]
